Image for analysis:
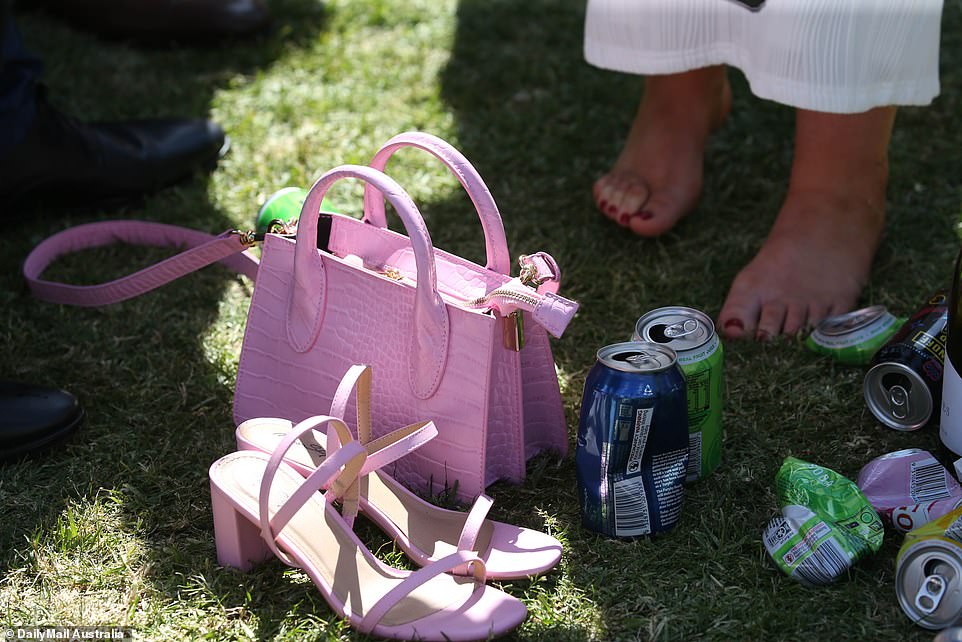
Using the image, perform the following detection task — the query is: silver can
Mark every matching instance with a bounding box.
[863,293,948,431]
[864,363,932,431]
[935,627,962,642]
[896,538,962,630]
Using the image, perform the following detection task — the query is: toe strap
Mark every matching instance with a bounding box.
[357,551,486,634]
[451,494,494,575]
[457,493,494,552]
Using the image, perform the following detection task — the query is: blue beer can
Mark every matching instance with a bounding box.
[576,341,689,538]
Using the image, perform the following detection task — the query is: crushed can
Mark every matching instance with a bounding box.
[896,506,962,629]
[763,457,884,586]
[805,305,904,366]
[857,448,962,532]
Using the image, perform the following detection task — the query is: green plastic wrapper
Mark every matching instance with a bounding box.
[762,457,884,586]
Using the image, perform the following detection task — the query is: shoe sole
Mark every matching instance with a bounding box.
[0,409,85,464]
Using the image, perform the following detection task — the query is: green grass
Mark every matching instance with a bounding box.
[2,0,962,640]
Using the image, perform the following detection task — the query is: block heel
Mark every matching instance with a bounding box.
[210,481,271,571]
[235,364,563,579]
[210,417,529,640]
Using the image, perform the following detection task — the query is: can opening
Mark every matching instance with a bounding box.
[926,560,956,582]
[881,372,912,392]
[647,320,699,343]
[613,351,658,367]
[647,325,672,344]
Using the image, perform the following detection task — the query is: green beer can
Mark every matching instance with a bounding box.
[805,305,904,366]
[256,187,338,234]
[633,306,723,481]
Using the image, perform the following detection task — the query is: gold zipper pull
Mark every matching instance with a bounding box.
[381,265,404,281]
[503,311,524,351]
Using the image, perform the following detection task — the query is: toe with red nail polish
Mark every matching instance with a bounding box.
[723,318,744,331]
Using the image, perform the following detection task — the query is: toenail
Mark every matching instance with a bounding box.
[756,330,770,342]
[638,210,654,221]
[724,319,744,331]
[599,199,608,209]
[607,205,617,215]
[618,213,630,225]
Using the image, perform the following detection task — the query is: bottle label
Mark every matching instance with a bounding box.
[941,355,962,455]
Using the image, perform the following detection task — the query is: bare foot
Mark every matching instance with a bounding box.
[594,66,731,236]
[718,106,896,340]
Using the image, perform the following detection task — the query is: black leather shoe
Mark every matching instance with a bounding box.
[0,382,84,462]
[36,0,272,45]
[0,92,228,213]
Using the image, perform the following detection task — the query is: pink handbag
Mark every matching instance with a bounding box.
[23,132,579,501]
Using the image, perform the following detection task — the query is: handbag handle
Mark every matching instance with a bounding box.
[362,131,512,275]
[290,164,449,400]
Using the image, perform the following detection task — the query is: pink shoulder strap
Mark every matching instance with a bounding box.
[22,220,259,306]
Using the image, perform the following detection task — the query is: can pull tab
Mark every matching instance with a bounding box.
[916,573,947,614]
[888,385,911,420]
[664,319,699,339]
[626,352,657,366]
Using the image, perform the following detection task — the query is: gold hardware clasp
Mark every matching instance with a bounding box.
[231,229,258,247]
[518,255,547,288]
[380,265,403,281]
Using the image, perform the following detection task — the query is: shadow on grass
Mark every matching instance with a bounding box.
[0,2,338,636]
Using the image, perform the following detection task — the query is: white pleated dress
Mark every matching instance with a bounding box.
[584,0,944,113]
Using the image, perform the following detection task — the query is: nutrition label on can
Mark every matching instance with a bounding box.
[612,407,655,537]
[652,449,687,526]
[685,369,711,426]
[625,408,652,475]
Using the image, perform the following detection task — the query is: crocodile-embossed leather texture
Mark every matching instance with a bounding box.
[235,162,570,501]
[235,231,497,500]
[521,321,569,459]
[290,166,449,400]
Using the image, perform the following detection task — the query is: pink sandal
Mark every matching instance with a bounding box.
[235,364,563,580]
[209,415,527,641]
